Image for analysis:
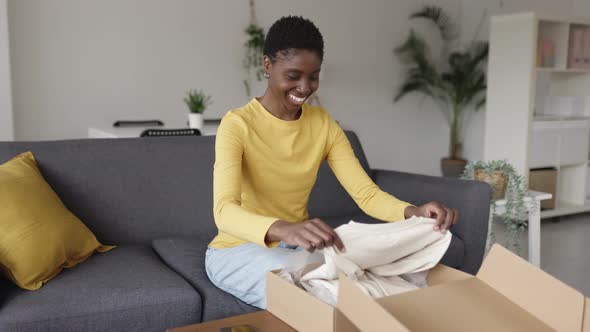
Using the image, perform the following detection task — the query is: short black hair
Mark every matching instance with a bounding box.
[263,16,324,62]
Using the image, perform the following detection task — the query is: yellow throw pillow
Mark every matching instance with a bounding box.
[0,151,114,290]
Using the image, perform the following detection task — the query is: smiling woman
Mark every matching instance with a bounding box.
[259,17,323,119]
[204,15,458,310]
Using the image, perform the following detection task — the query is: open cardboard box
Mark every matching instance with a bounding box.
[338,244,590,331]
[267,244,589,332]
[267,254,473,332]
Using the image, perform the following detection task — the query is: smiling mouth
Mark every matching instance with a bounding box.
[288,93,307,104]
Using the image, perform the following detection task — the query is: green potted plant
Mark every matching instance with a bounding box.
[243,23,265,98]
[183,89,212,130]
[394,6,489,177]
[462,160,532,253]
[242,0,266,98]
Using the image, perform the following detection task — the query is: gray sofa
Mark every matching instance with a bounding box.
[0,132,491,332]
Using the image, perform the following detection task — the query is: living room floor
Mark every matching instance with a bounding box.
[493,213,590,295]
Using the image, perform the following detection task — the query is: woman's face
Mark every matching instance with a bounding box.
[264,49,322,113]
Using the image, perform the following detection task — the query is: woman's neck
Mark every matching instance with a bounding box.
[258,93,301,121]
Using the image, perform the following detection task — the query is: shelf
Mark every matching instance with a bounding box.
[487,14,590,219]
[559,162,588,168]
[536,67,590,73]
[540,201,590,218]
[533,115,590,121]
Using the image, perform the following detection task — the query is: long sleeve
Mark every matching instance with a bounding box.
[210,99,406,249]
[325,119,413,222]
[212,114,279,247]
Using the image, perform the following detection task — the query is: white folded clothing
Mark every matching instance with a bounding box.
[279,216,452,306]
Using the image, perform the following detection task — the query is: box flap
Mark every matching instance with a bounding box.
[583,298,590,332]
[376,278,554,332]
[337,275,410,332]
[427,264,471,286]
[477,244,585,331]
[334,310,362,332]
[266,270,333,332]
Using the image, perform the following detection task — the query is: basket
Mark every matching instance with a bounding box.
[474,169,508,201]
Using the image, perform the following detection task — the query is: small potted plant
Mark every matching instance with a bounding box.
[462,160,530,253]
[183,90,212,130]
[472,161,509,201]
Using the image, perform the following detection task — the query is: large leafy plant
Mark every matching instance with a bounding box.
[395,6,489,160]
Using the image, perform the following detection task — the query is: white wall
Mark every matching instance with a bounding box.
[0,0,13,141]
[7,0,463,176]
[8,0,249,139]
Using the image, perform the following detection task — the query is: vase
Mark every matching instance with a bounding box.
[441,158,467,178]
[188,113,203,130]
[475,169,508,201]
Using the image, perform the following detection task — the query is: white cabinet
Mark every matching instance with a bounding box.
[559,120,590,166]
[485,13,590,218]
[529,119,590,168]
[529,122,561,168]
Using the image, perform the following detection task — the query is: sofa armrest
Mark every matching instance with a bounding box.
[373,169,492,274]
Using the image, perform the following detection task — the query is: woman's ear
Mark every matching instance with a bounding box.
[263,55,272,74]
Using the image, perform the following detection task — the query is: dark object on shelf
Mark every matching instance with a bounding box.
[113,120,164,127]
[140,128,201,137]
[529,167,557,210]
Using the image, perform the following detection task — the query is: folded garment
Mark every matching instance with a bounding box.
[279,216,452,306]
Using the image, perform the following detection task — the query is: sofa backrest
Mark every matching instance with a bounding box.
[0,131,371,244]
[307,131,370,218]
[0,137,217,245]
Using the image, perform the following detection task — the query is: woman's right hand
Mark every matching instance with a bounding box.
[266,218,346,253]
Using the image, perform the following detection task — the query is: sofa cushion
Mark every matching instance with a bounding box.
[322,214,465,269]
[152,235,259,322]
[0,151,114,290]
[0,245,201,332]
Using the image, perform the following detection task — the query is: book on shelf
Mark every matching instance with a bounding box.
[537,39,554,67]
[584,28,590,68]
[568,26,587,69]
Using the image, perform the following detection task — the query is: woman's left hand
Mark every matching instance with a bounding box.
[404,202,458,233]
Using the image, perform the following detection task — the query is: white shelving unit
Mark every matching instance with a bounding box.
[484,13,590,219]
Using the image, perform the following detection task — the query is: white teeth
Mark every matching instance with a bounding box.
[289,94,306,103]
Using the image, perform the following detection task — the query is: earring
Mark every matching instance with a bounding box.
[263,72,270,79]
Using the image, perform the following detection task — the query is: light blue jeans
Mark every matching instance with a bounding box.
[205,242,302,309]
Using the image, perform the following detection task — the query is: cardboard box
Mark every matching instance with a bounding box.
[266,262,472,332]
[266,263,352,332]
[529,168,557,209]
[338,245,589,332]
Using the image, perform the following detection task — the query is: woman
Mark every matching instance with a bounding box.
[205,16,458,309]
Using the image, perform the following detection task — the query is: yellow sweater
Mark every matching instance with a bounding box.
[210,98,413,249]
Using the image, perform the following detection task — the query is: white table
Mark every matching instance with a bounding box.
[88,123,218,138]
[493,190,552,267]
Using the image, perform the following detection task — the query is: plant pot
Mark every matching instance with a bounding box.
[441,158,467,178]
[474,169,508,200]
[188,113,203,130]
